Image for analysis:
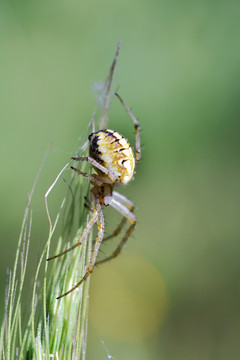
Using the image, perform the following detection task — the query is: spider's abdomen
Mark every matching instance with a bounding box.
[88,129,135,185]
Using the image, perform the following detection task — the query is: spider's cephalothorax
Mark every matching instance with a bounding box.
[88,129,135,185]
[47,92,141,299]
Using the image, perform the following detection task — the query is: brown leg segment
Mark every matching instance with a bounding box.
[71,166,104,187]
[96,222,135,266]
[103,217,127,242]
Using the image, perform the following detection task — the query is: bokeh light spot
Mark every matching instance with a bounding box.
[89,254,169,342]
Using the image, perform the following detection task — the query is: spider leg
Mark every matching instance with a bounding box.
[103,217,127,242]
[72,156,118,183]
[57,200,104,299]
[96,224,135,266]
[96,197,136,265]
[103,191,134,242]
[71,166,104,186]
[47,199,99,261]
[110,197,136,224]
[112,191,134,210]
[115,92,141,163]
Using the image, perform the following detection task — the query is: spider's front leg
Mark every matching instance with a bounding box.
[71,166,103,187]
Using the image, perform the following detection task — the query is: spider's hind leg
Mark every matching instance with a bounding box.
[103,217,127,242]
[57,200,104,299]
[103,191,134,242]
[96,197,136,265]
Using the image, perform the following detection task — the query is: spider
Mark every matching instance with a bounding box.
[47,92,141,299]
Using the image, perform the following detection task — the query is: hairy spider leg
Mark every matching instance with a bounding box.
[47,199,99,261]
[70,166,103,187]
[57,200,104,299]
[72,156,118,183]
[96,197,136,266]
[115,92,141,163]
[103,217,127,242]
[103,191,134,242]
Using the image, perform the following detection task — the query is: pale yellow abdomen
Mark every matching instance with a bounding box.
[88,129,135,185]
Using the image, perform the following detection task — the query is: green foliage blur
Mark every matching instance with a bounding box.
[1,0,240,359]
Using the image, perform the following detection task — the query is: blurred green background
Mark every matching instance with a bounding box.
[1,0,240,359]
